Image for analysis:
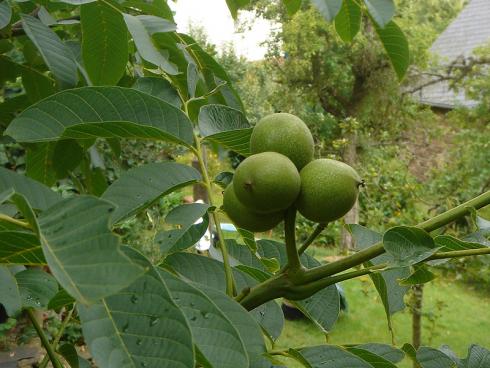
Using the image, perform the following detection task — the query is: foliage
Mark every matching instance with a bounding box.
[0,1,489,368]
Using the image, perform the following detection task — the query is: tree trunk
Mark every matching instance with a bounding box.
[340,132,359,253]
[412,284,424,351]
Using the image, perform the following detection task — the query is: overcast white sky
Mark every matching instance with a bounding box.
[169,0,273,60]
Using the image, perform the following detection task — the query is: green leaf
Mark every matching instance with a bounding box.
[225,0,250,19]
[20,14,78,89]
[464,345,490,368]
[416,346,456,368]
[157,203,210,255]
[348,224,382,249]
[79,247,194,368]
[81,1,128,85]
[26,143,57,186]
[53,0,96,4]
[101,162,201,224]
[121,0,174,20]
[21,68,56,103]
[355,344,405,363]
[295,345,373,367]
[311,0,342,21]
[214,171,233,189]
[283,0,302,16]
[159,269,249,368]
[399,265,436,286]
[0,167,61,210]
[6,87,194,146]
[220,239,264,270]
[347,347,398,368]
[364,0,395,27]
[132,77,181,107]
[58,343,91,368]
[1,190,39,234]
[383,226,439,267]
[123,13,178,75]
[38,196,144,304]
[137,15,176,34]
[0,231,45,265]
[15,268,58,309]
[0,266,21,315]
[373,20,409,81]
[48,288,75,311]
[0,1,12,30]
[335,0,361,42]
[198,284,271,368]
[434,235,488,251]
[187,62,199,99]
[199,104,252,156]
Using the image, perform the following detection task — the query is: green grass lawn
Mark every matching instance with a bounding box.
[274,276,490,367]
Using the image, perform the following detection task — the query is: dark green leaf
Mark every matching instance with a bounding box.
[21,14,78,89]
[399,265,436,286]
[295,345,372,367]
[416,346,456,368]
[364,0,395,27]
[123,13,178,75]
[0,167,61,210]
[26,143,57,186]
[58,343,91,368]
[81,1,128,85]
[383,226,438,267]
[187,62,199,98]
[0,1,12,29]
[0,266,21,315]
[225,0,250,19]
[52,140,84,177]
[0,231,44,265]
[101,162,201,224]
[21,68,56,103]
[347,347,398,368]
[464,345,490,368]
[79,247,194,368]
[311,0,342,21]
[159,269,249,368]
[199,104,252,156]
[38,196,144,304]
[335,0,361,42]
[6,87,194,146]
[48,288,75,311]
[356,344,404,363]
[122,0,174,20]
[53,0,96,4]
[137,15,176,34]
[214,171,233,189]
[373,20,409,81]
[15,268,58,309]
[283,0,302,16]
[132,77,181,107]
[434,235,488,251]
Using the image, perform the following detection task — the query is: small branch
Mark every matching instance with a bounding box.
[284,207,302,273]
[298,223,327,255]
[428,247,490,260]
[0,214,30,229]
[26,309,63,368]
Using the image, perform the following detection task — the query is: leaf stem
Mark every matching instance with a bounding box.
[193,133,236,296]
[39,306,76,368]
[26,309,63,368]
[298,222,327,255]
[284,207,302,273]
[0,214,30,229]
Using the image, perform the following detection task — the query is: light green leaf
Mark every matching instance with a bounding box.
[373,20,409,81]
[416,347,456,368]
[38,196,144,304]
[123,13,178,75]
[0,167,61,210]
[6,87,194,146]
[383,226,439,267]
[347,347,398,368]
[364,0,395,27]
[225,0,250,19]
[81,1,128,86]
[101,162,201,224]
[159,269,249,368]
[399,265,436,286]
[0,266,21,315]
[0,231,45,265]
[335,0,361,42]
[15,268,58,309]
[132,77,181,107]
[20,14,78,89]
[0,1,12,30]
[79,247,194,368]
[199,104,252,156]
[295,345,373,367]
[311,0,342,21]
[137,15,176,34]
[283,0,302,16]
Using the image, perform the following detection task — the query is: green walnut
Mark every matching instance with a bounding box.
[222,184,283,232]
[296,159,362,223]
[233,152,301,213]
[250,113,314,170]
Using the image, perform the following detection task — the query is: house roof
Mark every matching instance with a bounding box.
[416,0,490,108]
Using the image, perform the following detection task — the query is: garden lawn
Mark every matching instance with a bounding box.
[275,276,490,367]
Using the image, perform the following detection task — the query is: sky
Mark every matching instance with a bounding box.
[169,0,273,60]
